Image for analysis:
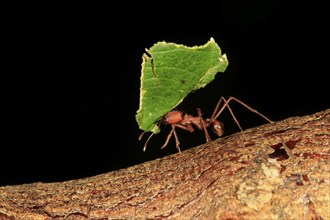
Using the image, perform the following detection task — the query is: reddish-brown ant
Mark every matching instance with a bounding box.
[139,96,273,152]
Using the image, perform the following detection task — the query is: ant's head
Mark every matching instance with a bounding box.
[164,110,184,125]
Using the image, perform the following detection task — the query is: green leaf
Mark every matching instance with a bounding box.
[136,38,229,133]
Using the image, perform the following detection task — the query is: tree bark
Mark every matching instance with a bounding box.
[1,109,329,220]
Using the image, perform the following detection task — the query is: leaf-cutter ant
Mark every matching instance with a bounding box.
[139,96,273,152]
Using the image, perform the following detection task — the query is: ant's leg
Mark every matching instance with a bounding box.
[161,125,182,152]
[230,96,273,123]
[212,97,228,121]
[161,123,193,152]
[210,97,225,120]
[212,96,273,136]
[161,128,174,150]
[217,97,245,133]
[142,132,155,152]
[161,125,184,153]
[215,96,274,123]
[197,108,212,142]
[208,97,242,134]
[172,125,182,153]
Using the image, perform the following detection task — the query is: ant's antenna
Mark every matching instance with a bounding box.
[142,132,155,151]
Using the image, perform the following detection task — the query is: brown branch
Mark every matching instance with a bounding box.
[1,109,329,220]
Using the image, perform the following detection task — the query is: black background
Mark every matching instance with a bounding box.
[2,2,328,186]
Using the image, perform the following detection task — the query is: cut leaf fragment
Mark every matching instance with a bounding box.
[136,38,229,133]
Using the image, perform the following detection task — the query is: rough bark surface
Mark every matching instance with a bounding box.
[0,109,329,220]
